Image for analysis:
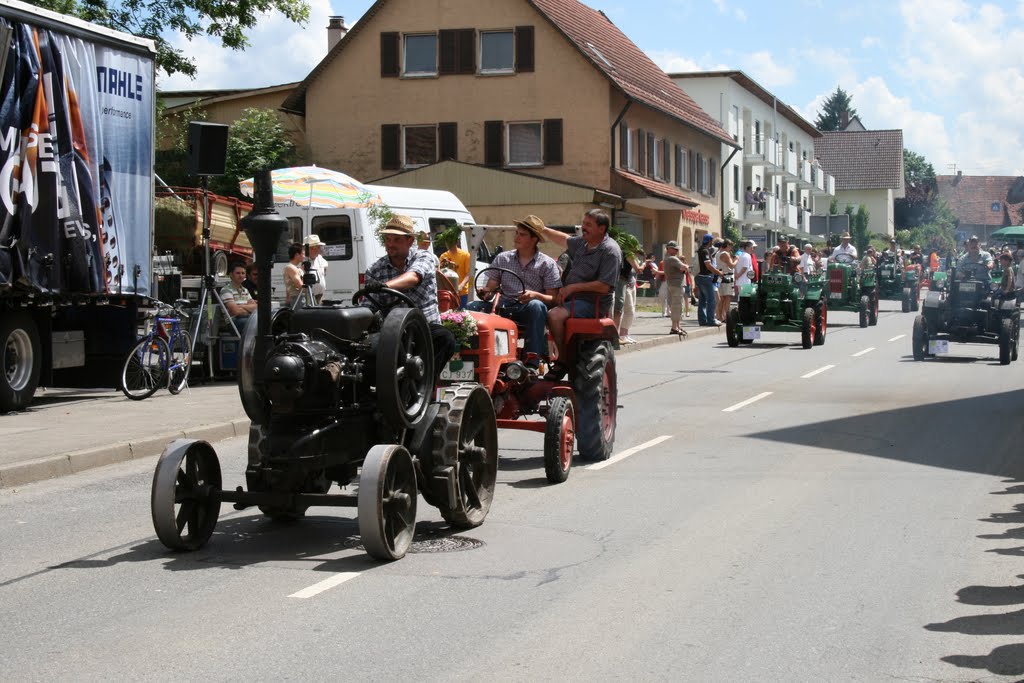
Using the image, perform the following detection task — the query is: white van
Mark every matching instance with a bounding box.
[271,185,480,303]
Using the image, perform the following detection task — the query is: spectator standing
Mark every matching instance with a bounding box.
[695,233,721,326]
[614,249,641,344]
[304,234,328,304]
[662,241,688,335]
[715,239,737,322]
[283,243,305,306]
[744,186,756,211]
[441,234,472,307]
[748,240,760,282]
[735,241,753,288]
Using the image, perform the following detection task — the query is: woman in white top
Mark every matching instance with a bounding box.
[715,239,737,323]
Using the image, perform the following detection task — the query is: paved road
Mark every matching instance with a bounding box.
[2,303,1023,681]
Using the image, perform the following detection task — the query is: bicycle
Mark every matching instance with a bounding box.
[120,300,194,400]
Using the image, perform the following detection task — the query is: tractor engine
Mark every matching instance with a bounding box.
[262,335,365,417]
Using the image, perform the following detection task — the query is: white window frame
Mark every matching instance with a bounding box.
[479,29,514,74]
[403,124,438,168]
[677,147,688,189]
[629,129,640,171]
[506,121,543,167]
[403,33,438,77]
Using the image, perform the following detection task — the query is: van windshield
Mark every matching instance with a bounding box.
[313,215,353,260]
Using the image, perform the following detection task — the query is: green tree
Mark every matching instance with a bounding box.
[814,86,858,131]
[210,108,296,198]
[895,149,938,229]
[851,204,870,254]
[24,0,310,78]
[722,210,741,244]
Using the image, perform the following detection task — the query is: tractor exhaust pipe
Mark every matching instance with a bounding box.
[240,169,287,340]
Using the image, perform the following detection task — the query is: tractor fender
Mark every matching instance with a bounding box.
[1000,299,1017,312]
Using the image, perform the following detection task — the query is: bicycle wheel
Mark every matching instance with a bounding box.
[167,329,193,395]
[121,336,169,400]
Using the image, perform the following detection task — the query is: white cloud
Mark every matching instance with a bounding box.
[742,51,795,88]
[158,0,336,90]
[861,36,881,48]
[711,0,747,22]
[647,50,731,74]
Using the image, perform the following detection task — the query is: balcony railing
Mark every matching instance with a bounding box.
[812,166,825,192]
[766,195,779,223]
[785,149,798,177]
[744,133,780,168]
[802,211,810,234]
[800,159,812,185]
[827,174,835,195]
[785,202,798,231]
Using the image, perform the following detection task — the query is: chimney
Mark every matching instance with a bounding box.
[840,110,849,129]
[327,16,347,52]
[953,170,962,186]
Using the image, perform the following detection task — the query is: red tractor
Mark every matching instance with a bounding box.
[438,267,618,483]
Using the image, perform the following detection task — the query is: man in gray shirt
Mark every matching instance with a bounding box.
[541,209,622,378]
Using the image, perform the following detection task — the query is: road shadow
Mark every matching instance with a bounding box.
[956,578,1024,606]
[942,644,1024,677]
[498,455,546,472]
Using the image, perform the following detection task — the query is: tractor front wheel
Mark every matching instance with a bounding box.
[999,317,1013,365]
[726,309,741,347]
[902,288,912,313]
[814,303,827,346]
[912,314,928,361]
[801,307,815,350]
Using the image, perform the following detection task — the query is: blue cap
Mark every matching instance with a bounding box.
[702,233,714,243]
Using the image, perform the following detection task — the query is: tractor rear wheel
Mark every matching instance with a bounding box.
[859,295,869,328]
[574,340,616,462]
[725,309,741,347]
[801,307,815,349]
[999,317,1013,365]
[911,286,920,312]
[814,303,827,346]
[912,315,928,361]
[902,288,912,313]
[869,291,879,326]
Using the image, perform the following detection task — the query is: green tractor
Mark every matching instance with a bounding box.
[876,252,905,304]
[727,264,827,350]
[912,261,1020,364]
[825,252,878,328]
[901,265,923,313]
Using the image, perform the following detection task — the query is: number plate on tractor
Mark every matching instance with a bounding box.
[440,360,475,381]
[830,292,843,299]
[743,326,761,340]
[928,340,949,354]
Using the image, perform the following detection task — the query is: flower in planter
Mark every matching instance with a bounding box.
[440,310,478,348]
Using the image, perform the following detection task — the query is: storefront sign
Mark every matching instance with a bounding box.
[682,209,710,225]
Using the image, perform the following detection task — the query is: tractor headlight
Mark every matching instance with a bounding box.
[504,361,526,381]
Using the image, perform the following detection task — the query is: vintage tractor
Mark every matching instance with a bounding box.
[437,266,618,484]
[901,264,922,312]
[876,252,906,307]
[912,260,1020,364]
[149,171,498,561]
[727,260,827,349]
[825,252,878,327]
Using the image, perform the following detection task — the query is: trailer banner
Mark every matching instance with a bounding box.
[0,19,153,295]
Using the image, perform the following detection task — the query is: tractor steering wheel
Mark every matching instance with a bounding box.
[473,266,528,309]
[352,286,418,312]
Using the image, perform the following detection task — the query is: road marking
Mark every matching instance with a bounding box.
[586,435,672,471]
[722,391,773,413]
[801,364,835,379]
[888,335,906,342]
[289,572,361,599]
[852,347,876,357]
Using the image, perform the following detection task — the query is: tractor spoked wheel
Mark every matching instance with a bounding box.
[574,340,617,462]
[543,397,574,484]
[814,304,827,346]
[151,439,222,551]
[358,444,418,561]
[801,307,815,349]
[377,308,433,430]
[432,383,498,528]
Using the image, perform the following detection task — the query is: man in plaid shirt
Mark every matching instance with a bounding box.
[363,214,456,382]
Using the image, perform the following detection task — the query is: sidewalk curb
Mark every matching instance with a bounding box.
[0,417,251,490]
[616,324,723,355]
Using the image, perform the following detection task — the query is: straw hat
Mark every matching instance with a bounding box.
[513,215,546,242]
[303,234,323,247]
[381,214,415,236]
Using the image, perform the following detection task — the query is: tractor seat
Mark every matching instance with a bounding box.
[290,306,376,341]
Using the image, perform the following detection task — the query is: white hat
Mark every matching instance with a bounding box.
[304,234,323,247]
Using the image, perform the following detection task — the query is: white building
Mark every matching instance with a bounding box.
[670,70,835,244]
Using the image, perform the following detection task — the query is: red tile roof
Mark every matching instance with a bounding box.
[936,175,1024,227]
[614,169,698,207]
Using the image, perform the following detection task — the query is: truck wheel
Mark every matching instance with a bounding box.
[574,340,616,462]
[859,295,869,328]
[213,251,229,278]
[725,309,741,347]
[0,312,42,412]
[543,397,574,484]
[801,307,815,349]
[999,317,1013,365]
[912,315,927,361]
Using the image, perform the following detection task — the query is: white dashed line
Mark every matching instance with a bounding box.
[289,572,362,599]
[722,392,773,413]
[888,335,906,342]
[852,347,876,357]
[587,435,673,471]
[801,364,835,379]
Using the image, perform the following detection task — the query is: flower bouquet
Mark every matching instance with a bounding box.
[440,310,478,349]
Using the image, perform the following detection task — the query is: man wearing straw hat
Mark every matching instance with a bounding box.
[830,232,858,260]
[362,214,456,382]
[304,234,328,304]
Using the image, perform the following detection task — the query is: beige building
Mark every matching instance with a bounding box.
[281,0,737,259]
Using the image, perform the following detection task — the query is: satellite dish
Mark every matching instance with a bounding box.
[1008,176,1024,204]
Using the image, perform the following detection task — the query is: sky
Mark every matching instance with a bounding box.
[158,0,1024,177]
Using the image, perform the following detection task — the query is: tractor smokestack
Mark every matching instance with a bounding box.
[240,168,286,340]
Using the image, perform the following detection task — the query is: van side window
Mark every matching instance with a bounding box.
[273,217,305,262]
[312,215,354,261]
[429,217,458,257]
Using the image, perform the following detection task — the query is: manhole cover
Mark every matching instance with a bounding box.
[343,530,484,554]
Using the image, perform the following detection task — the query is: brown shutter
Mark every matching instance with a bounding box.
[636,128,645,173]
[381,124,401,170]
[674,145,682,186]
[458,29,476,74]
[710,157,717,196]
[689,152,697,190]
[439,122,458,160]
[646,132,655,177]
[662,140,670,180]
[381,32,400,77]
[439,30,457,75]
[515,26,534,72]
[484,120,504,167]
[543,119,563,165]
[619,124,629,169]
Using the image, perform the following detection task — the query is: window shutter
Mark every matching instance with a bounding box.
[646,132,655,177]
[662,140,670,180]
[484,120,504,167]
[543,119,563,165]
[619,125,629,169]
[636,129,645,174]
[381,33,400,77]
[458,29,476,74]
[690,152,697,190]
[439,30,457,75]
[515,26,535,72]
[709,157,717,196]
[439,122,458,160]
[381,124,400,170]
[674,145,682,186]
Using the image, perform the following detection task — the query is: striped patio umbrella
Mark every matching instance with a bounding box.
[239,165,382,209]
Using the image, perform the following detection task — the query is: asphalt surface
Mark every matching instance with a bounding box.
[2,302,1023,680]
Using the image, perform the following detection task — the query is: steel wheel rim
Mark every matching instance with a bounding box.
[3,328,31,390]
[560,413,574,470]
[457,390,497,516]
[382,450,417,553]
[396,325,429,422]
[601,365,615,441]
[152,440,221,550]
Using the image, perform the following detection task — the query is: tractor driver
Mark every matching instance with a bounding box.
[830,232,858,261]
[469,215,562,371]
[362,214,457,383]
[540,209,622,380]
[768,236,800,273]
[957,235,993,276]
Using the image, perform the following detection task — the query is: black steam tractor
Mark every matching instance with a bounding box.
[149,171,498,561]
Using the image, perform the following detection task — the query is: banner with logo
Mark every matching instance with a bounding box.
[0,17,153,295]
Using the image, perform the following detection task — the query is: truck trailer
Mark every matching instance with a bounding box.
[0,0,156,411]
